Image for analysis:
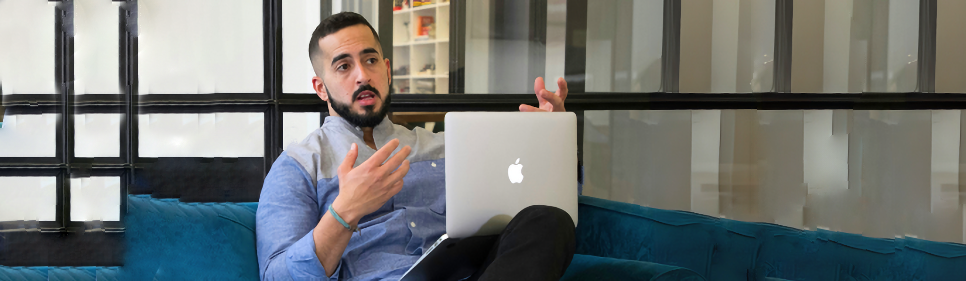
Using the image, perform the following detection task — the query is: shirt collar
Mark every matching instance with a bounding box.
[323,115,395,146]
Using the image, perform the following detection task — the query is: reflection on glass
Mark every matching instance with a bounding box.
[139,113,264,157]
[75,0,121,95]
[138,0,263,94]
[0,0,56,94]
[0,114,58,157]
[70,177,121,222]
[585,0,663,92]
[0,177,57,222]
[584,109,966,244]
[75,114,122,158]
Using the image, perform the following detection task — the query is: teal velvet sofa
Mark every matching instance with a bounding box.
[0,195,703,281]
[6,194,966,280]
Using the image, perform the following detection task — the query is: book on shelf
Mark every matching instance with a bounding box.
[413,0,432,7]
[393,0,408,11]
[414,16,435,41]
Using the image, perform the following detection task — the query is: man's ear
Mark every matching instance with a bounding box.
[312,76,328,102]
[385,58,392,85]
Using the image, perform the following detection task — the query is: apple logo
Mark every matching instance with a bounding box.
[508,158,524,184]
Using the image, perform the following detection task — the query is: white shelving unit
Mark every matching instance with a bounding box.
[392,1,450,94]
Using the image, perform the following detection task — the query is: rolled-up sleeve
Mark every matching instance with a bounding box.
[257,152,340,280]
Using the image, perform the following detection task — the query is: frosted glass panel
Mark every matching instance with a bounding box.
[0,177,57,222]
[75,114,121,158]
[70,177,121,222]
[585,0,663,92]
[680,0,775,93]
[0,114,58,157]
[74,0,121,95]
[282,112,320,150]
[0,0,56,94]
[465,0,566,94]
[139,113,264,157]
[584,110,966,244]
[138,0,263,94]
[850,0,919,92]
[282,0,320,94]
[935,0,966,93]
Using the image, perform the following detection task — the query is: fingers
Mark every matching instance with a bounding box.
[386,159,411,184]
[387,179,405,198]
[365,139,400,167]
[338,143,359,175]
[380,145,412,175]
[533,77,546,96]
[533,77,548,104]
[556,77,568,100]
[539,89,564,112]
[519,104,546,112]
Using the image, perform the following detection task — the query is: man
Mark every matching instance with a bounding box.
[256,12,575,280]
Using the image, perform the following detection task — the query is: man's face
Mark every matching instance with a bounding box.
[313,24,392,128]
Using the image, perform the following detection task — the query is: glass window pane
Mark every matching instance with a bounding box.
[391,0,449,94]
[282,0,320,94]
[464,0,553,94]
[0,113,58,158]
[680,0,775,93]
[70,176,121,222]
[0,177,57,222]
[790,0,920,93]
[849,0,919,92]
[138,0,263,94]
[585,0,663,92]
[584,109,966,244]
[0,0,56,94]
[75,114,121,158]
[74,0,121,95]
[138,113,263,157]
[935,0,966,93]
[282,112,320,150]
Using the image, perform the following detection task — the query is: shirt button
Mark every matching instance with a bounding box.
[411,222,416,227]
[431,162,436,167]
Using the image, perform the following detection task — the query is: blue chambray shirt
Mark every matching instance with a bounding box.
[256,116,447,280]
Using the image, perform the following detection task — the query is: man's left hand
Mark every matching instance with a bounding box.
[520,77,568,112]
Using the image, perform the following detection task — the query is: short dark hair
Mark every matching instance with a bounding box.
[308,12,381,76]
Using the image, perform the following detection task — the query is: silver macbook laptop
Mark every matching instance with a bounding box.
[401,112,578,280]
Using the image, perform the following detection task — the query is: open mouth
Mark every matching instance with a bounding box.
[357,91,377,106]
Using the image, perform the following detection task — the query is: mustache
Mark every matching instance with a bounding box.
[352,84,380,101]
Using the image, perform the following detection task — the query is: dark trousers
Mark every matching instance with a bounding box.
[468,205,577,281]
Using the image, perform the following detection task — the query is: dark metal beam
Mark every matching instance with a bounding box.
[661,0,680,93]
[918,0,937,92]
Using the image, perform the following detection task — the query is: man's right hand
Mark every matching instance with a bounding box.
[330,139,412,228]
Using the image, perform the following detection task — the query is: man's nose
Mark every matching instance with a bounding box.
[354,65,371,86]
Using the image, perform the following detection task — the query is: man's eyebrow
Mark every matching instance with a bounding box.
[330,53,351,66]
[361,48,379,56]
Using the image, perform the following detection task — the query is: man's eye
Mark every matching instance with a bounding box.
[337,64,348,71]
[367,58,377,64]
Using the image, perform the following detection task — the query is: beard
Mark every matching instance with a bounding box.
[326,84,391,128]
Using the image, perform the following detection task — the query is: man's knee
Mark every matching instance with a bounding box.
[516,205,575,231]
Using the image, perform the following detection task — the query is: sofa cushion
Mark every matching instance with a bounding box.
[118,195,259,280]
[562,254,705,281]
